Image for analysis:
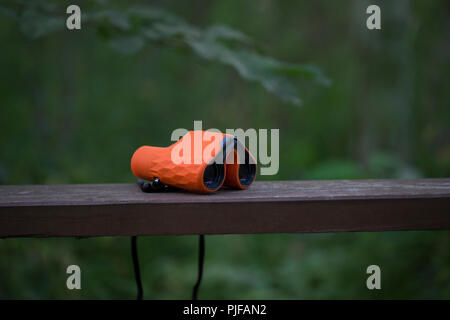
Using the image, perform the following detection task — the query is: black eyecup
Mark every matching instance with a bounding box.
[202,136,232,190]
[238,163,256,187]
[238,147,256,187]
[230,137,256,187]
[203,161,225,190]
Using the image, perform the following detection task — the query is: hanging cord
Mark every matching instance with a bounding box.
[192,234,205,300]
[131,236,143,300]
[130,178,171,300]
[135,179,203,300]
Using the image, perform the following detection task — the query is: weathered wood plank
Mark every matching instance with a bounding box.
[0,179,449,237]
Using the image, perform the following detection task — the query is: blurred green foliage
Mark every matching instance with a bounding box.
[0,0,329,105]
[0,0,449,299]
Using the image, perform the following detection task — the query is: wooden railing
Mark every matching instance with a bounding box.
[0,179,449,238]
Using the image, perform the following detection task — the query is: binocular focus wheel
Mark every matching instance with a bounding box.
[137,178,168,192]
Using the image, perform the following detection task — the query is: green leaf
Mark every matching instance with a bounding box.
[126,5,181,24]
[274,63,331,86]
[151,22,200,39]
[188,40,303,105]
[205,25,250,43]
[91,9,130,31]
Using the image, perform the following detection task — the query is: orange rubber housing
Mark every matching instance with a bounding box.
[131,131,256,193]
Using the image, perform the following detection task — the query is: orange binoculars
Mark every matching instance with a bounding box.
[131,131,257,193]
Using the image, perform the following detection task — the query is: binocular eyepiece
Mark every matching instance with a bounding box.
[131,131,256,193]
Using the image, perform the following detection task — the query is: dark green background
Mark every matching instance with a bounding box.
[0,0,449,299]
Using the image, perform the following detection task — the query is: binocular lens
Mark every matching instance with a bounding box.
[238,163,256,187]
[203,162,225,190]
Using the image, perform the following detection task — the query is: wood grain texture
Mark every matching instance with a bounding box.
[0,179,449,237]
